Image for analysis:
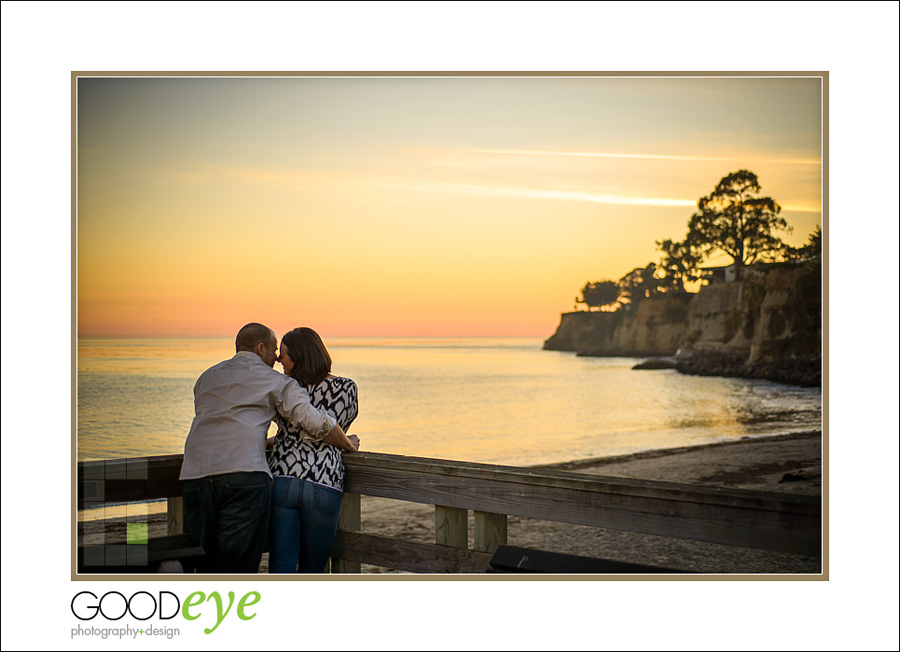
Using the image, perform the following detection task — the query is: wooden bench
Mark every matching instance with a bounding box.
[488,545,693,574]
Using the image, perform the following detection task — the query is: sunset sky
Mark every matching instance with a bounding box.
[77,75,823,338]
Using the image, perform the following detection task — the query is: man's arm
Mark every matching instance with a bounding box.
[275,379,340,442]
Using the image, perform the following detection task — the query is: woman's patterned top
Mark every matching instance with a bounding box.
[268,376,358,491]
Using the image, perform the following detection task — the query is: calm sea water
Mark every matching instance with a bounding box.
[77,337,822,467]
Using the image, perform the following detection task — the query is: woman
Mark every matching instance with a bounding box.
[267,327,360,573]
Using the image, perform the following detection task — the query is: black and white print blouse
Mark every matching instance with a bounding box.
[269,376,358,491]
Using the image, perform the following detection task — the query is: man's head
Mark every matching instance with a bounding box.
[235,323,278,367]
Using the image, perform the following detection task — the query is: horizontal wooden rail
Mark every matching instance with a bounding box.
[77,450,822,566]
[332,531,493,574]
[342,453,820,556]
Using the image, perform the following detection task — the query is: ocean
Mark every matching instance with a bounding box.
[77,336,822,467]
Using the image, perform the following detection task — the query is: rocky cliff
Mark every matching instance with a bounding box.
[543,261,821,386]
[543,293,691,356]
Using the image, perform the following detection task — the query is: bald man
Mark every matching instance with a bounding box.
[180,322,358,573]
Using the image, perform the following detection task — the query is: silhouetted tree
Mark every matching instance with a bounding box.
[576,280,619,311]
[656,236,702,293]
[618,263,661,309]
[781,225,822,262]
[687,170,790,278]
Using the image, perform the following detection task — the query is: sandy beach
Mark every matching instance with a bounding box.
[78,431,822,575]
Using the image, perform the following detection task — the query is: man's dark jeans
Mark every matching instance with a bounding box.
[183,471,272,573]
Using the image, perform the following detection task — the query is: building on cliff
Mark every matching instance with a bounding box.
[700,264,737,285]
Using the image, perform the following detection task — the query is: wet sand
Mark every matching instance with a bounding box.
[79,431,823,575]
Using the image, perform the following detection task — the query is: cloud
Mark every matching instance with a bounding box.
[153,163,346,189]
[367,178,696,208]
[151,159,821,213]
[472,148,821,166]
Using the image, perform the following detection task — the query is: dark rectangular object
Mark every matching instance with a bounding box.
[77,534,204,574]
[489,545,693,574]
[331,531,493,573]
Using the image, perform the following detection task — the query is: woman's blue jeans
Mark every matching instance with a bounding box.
[268,476,343,573]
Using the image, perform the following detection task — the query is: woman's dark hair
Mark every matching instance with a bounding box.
[281,327,332,385]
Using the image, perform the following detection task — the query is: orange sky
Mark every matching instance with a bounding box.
[77,75,823,337]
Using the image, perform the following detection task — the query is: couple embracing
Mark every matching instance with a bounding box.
[179,323,359,574]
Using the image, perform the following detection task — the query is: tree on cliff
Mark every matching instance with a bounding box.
[617,263,661,309]
[687,170,790,277]
[656,236,702,293]
[781,225,822,262]
[576,280,619,311]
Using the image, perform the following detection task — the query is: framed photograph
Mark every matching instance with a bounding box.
[74,71,824,577]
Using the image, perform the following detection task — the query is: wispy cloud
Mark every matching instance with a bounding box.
[154,163,346,189]
[472,148,821,166]
[156,163,820,213]
[371,177,821,212]
[368,178,696,208]
[779,203,822,213]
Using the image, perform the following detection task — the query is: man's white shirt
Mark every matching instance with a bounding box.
[180,351,336,480]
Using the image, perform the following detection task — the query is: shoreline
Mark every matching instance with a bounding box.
[537,430,821,470]
[78,430,822,574]
[537,430,822,497]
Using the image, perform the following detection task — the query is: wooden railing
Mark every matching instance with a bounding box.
[77,452,822,573]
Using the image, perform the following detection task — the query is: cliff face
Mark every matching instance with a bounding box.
[676,262,822,386]
[543,261,821,386]
[542,293,692,356]
[614,293,693,356]
[542,310,620,352]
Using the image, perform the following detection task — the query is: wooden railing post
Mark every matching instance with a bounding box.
[332,492,361,573]
[435,505,468,550]
[167,497,184,535]
[474,511,507,554]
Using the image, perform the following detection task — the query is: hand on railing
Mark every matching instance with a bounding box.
[323,425,359,452]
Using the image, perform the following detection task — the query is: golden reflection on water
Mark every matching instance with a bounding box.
[77,337,821,467]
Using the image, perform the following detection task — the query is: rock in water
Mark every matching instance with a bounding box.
[633,358,676,370]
